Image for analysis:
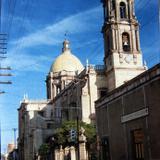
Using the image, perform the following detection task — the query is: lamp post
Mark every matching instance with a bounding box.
[73,78,86,160]
[76,114,80,160]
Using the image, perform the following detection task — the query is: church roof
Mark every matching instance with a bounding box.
[50,40,84,73]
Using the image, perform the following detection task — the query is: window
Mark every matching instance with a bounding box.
[47,123,53,129]
[56,85,61,94]
[131,129,145,160]
[105,34,111,54]
[112,0,116,10]
[101,137,110,160]
[104,6,108,20]
[37,111,44,117]
[99,88,108,98]
[122,32,130,51]
[120,2,127,19]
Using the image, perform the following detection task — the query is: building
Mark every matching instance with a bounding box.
[1,143,18,160]
[18,99,53,160]
[96,64,160,159]
[102,0,146,91]
[95,0,160,159]
[7,143,15,153]
[1,154,8,160]
[17,0,159,159]
[18,40,107,159]
[46,40,107,124]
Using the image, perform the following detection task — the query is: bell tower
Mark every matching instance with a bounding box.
[102,0,146,91]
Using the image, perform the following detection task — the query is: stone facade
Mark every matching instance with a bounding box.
[51,65,107,125]
[18,0,152,159]
[18,99,53,160]
[18,40,107,159]
[46,40,107,125]
[95,64,160,160]
[95,0,160,159]
[102,0,146,91]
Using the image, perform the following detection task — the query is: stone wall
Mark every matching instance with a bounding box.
[96,64,160,159]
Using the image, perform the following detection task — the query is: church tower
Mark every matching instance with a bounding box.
[101,0,146,91]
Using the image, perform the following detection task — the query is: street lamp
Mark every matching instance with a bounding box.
[72,78,87,160]
[76,114,80,160]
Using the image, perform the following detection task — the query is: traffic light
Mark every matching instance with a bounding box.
[70,129,77,142]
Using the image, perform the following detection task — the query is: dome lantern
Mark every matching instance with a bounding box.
[62,39,70,52]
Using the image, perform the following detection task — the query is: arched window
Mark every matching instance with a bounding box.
[112,0,115,10]
[104,6,108,20]
[122,32,130,51]
[120,2,127,19]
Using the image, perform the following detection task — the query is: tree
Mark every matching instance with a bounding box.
[53,120,96,148]
[38,143,50,160]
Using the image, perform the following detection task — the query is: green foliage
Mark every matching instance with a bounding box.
[53,120,96,147]
[82,122,96,144]
[38,143,50,156]
[7,155,14,160]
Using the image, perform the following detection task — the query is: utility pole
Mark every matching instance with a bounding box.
[0,0,2,159]
[76,115,80,160]
[0,0,12,93]
[74,78,86,160]
[0,1,12,159]
[0,122,1,160]
[0,33,12,90]
[159,0,160,63]
[12,128,17,149]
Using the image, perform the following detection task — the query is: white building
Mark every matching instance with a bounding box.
[18,0,147,157]
[18,40,107,160]
[18,99,53,160]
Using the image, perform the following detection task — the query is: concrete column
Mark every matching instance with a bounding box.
[79,127,88,160]
[128,0,132,19]
[116,1,120,20]
[115,29,119,51]
[135,29,141,51]
[59,146,64,160]
[54,150,59,160]
[118,30,123,52]
[70,146,76,160]
[49,79,52,99]
[79,143,87,160]
[53,84,57,98]
[131,0,135,17]
[131,27,137,52]
[111,28,116,50]
[108,0,111,18]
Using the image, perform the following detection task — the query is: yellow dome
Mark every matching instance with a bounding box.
[50,40,84,73]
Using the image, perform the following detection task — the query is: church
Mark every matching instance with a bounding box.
[18,39,107,159]
[18,0,160,160]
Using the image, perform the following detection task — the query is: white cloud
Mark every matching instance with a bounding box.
[11,6,102,49]
[5,6,102,72]
[2,51,54,73]
[3,6,101,72]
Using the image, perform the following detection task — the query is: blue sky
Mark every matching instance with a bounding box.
[0,0,159,153]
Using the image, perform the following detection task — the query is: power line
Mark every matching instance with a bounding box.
[5,0,17,42]
[136,0,151,18]
[0,1,12,95]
